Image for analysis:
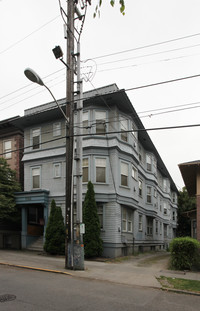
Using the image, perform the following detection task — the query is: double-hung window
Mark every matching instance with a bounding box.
[122,208,133,233]
[146,186,152,204]
[146,154,152,172]
[83,111,89,135]
[147,217,153,236]
[82,158,89,182]
[32,167,41,189]
[32,128,41,150]
[121,162,129,187]
[4,140,12,159]
[139,179,143,197]
[53,122,61,137]
[53,163,61,178]
[95,111,106,135]
[120,117,128,142]
[97,203,104,229]
[163,202,167,215]
[95,158,106,183]
[132,165,137,180]
[139,214,143,231]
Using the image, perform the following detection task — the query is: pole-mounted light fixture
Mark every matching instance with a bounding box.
[24,68,68,122]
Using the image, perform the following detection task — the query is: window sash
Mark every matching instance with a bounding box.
[139,215,143,231]
[53,122,61,137]
[120,118,128,142]
[132,165,137,179]
[147,217,153,235]
[147,186,152,203]
[146,154,152,171]
[82,158,89,183]
[32,128,40,150]
[139,180,142,196]
[32,167,40,189]
[54,163,61,178]
[95,158,106,183]
[4,140,12,158]
[95,111,106,134]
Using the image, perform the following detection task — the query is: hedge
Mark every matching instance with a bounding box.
[169,237,200,270]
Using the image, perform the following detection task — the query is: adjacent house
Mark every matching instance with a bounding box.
[179,161,200,241]
[0,116,24,249]
[13,84,178,257]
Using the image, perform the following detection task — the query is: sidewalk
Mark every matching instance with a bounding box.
[1,249,200,290]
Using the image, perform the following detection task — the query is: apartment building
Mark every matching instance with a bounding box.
[14,84,178,257]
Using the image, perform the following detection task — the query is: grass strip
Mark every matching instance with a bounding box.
[158,276,200,293]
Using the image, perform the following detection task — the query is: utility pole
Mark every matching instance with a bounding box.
[65,0,89,270]
[65,0,75,269]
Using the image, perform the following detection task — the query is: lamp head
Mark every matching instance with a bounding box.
[24,68,44,86]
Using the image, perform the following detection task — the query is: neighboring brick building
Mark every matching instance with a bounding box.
[0,116,24,187]
[0,116,24,249]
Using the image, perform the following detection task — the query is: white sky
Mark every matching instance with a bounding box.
[1,0,200,190]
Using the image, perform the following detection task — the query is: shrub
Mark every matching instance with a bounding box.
[83,181,103,258]
[44,200,65,255]
[169,237,200,270]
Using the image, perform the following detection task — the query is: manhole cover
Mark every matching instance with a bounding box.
[0,294,16,303]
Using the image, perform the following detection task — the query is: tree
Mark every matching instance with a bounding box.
[83,181,103,258]
[93,0,125,18]
[0,157,21,224]
[177,187,196,237]
[44,200,65,255]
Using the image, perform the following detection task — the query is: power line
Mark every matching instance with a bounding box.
[0,16,60,55]
[1,122,200,157]
[91,32,200,60]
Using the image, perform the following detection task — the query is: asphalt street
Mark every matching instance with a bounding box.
[1,265,200,311]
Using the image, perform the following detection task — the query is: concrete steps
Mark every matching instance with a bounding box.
[28,236,44,251]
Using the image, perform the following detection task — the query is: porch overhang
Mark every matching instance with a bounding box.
[15,190,49,207]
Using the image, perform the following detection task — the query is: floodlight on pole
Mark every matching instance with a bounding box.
[24,68,69,123]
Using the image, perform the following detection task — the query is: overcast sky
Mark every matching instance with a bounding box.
[1,0,200,190]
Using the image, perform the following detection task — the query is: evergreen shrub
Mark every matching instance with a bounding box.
[83,181,103,258]
[44,200,65,255]
[169,237,200,270]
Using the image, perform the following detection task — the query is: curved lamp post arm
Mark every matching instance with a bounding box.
[24,68,69,124]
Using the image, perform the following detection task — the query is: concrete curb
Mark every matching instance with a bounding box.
[0,262,72,276]
[161,286,200,296]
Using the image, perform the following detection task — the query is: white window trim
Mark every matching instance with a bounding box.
[31,128,41,150]
[4,140,12,159]
[139,179,143,197]
[122,208,133,233]
[95,157,107,183]
[121,161,129,187]
[53,122,61,137]
[31,166,41,189]
[53,163,61,178]
[82,157,89,183]
[146,186,152,204]
[95,110,107,135]
[131,165,137,180]
[139,214,143,231]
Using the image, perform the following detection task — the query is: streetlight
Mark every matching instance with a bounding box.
[24,67,73,268]
[24,68,68,122]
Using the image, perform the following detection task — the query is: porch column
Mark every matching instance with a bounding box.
[21,207,27,248]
